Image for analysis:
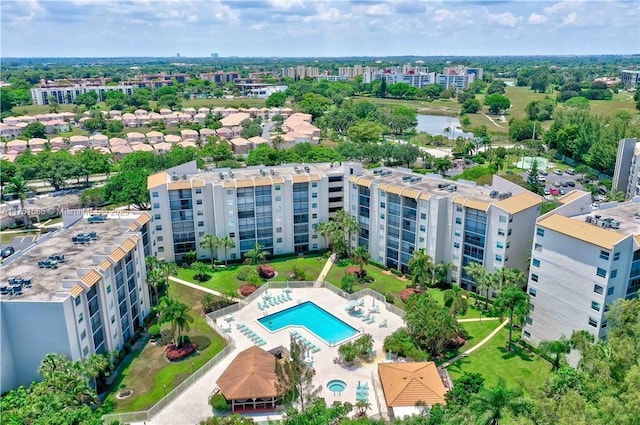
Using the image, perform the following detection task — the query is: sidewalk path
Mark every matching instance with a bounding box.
[457,317,500,323]
[439,318,509,369]
[168,276,244,303]
[314,253,336,287]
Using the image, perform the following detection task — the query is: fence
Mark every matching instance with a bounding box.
[102,343,236,425]
[320,281,406,318]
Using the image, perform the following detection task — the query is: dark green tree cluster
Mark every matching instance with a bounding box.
[246,143,343,167]
[525,99,555,121]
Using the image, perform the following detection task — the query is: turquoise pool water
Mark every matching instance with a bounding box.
[258,301,358,344]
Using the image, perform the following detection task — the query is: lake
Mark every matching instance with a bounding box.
[416,114,474,139]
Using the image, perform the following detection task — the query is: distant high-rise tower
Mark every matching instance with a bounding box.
[211,53,219,58]
[176,53,181,58]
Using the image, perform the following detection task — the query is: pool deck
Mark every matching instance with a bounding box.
[135,287,405,425]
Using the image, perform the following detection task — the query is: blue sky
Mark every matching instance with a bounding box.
[1,0,639,57]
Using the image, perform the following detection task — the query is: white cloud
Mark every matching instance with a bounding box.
[528,13,548,25]
[269,0,304,10]
[365,3,393,16]
[303,5,343,22]
[214,3,240,24]
[561,12,578,26]
[544,0,584,15]
[486,11,520,28]
[432,9,456,23]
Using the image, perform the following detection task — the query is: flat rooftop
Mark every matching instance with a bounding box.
[359,167,525,204]
[0,194,81,219]
[0,213,145,302]
[573,201,640,236]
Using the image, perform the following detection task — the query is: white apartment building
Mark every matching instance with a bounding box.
[344,168,542,287]
[362,71,437,89]
[147,161,352,263]
[621,70,640,89]
[31,84,136,105]
[612,138,640,199]
[523,191,640,346]
[280,67,320,79]
[0,211,152,392]
[437,73,475,91]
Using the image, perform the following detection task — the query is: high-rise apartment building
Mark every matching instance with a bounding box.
[0,211,152,392]
[148,162,541,290]
[523,192,640,346]
[612,138,640,199]
[621,70,640,89]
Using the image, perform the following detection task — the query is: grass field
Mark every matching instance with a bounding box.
[176,254,326,295]
[441,320,501,362]
[109,282,226,412]
[447,327,551,393]
[591,91,638,118]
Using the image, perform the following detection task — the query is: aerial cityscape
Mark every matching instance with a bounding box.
[1,1,639,425]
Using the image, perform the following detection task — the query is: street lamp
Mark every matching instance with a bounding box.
[163,384,167,396]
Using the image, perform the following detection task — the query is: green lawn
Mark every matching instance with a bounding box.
[108,282,226,412]
[446,327,551,393]
[591,91,639,118]
[441,320,501,362]
[176,254,326,295]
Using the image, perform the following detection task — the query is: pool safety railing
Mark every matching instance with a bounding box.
[320,281,406,319]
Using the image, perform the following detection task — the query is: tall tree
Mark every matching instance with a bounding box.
[157,297,194,347]
[244,242,269,265]
[351,245,370,276]
[405,294,461,357]
[465,261,487,306]
[333,209,359,257]
[539,337,571,371]
[434,157,453,177]
[201,234,217,267]
[217,236,236,266]
[471,378,530,425]
[408,249,434,288]
[5,176,31,228]
[275,337,320,410]
[494,284,530,351]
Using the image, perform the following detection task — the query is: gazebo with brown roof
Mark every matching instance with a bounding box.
[216,346,279,412]
[378,362,448,418]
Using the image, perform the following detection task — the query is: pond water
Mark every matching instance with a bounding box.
[416,114,474,139]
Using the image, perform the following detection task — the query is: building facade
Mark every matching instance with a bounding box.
[147,161,353,263]
[31,84,136,105]
[621,70,640,89]
[523,192,640,346]
[344,169,541,287]
[612,138,640,199]
[0,211,152,393]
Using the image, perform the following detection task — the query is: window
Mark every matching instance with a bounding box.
[613,252,620,261]
[75,297,81,306]
[312,235,318,239]
[454,242,460,249]
[155,225,162,231]
[226,200,233,206]
[83,346,89,356]
[153,203,160,209]
[312,213,317,219]
[198,221,204,227]
[312,203,317,209]
[152,192,159,198]
[525,317,533,325]
[507,229,512,236]
[591,301,601,311]
[454,230,461,236]
[199,232,205,237]
[157,236,163,242]
[456,205,463,212]
[158,247,165,253]
[531,274,539,282]
[588,317,598,328]
[529,303,535,312]
[529,288,537,297]
[532,259,540,268]
[380,202,386,208]
[495,254,503,262]
[593,284,603,295]
[195,188,202,194]
[420,213,426,220]
[78,313,83,323]
[154,214,161,220]
[197,210,203,216]
[419,225,426,232]
[610,269,617,279]
[600,250,610,260]
[275,185,281,191]
[311,182,318,188]
[196,199,203,205]
[523,331,531,338]
[276,238,283,243]
[106,285,111,294]
[536,228,545,237]
[534,243,542,252]
[312,192,318,198]
[111,315,116,324]
[275,196,281,202]
[419,237,425,243]
[499,215,507,223]
[607,286,615,296]
[496,242,504,249]
[596,267,607,278]
[81,330,86,340]
[455,217,462,225]
[229,232,235,238]
[276,227,282,233]
[498,229,505,236]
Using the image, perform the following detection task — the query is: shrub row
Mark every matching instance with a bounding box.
[166,342,197,361]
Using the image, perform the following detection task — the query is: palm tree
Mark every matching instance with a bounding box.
[494,284,530,351]
[245,242,269,265]
[478,272,497,311]
[464,262,487,306]
[334,209,359,257]
[158,261,178,291]
[38,353,71,380]
[471,378,529,425]
[355,399,372,417]
[351,245,370,277]
[147,268,164,306]
[408,249,434,288]
[434,157,453,177]
[146,255,160,272]
[218,236,236,266]
[433,262,454,288]
[200,234,217,267]
[82,353,110,391]
[191,261,210,282]
[157,297,194,347]
[316,221,336,252]
[539,337,571,371]
[6,176,31,228]
[444,285,468,317]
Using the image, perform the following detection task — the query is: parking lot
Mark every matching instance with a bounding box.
[522,168,589,201]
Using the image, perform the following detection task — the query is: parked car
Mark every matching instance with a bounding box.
[560,189,566,195]
[567,181,576,187]
[562,181,568,187]
[539,170,548,176]
[550,187,560,196]
[1,246,15,258]
[554,181,561,187]
[537,176,546,182]
[553,169,563,176]
[566,169,576,175]
[544,188,551,195]
[544,194,554,201]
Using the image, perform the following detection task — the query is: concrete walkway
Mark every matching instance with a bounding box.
[439,318,509,369]
[457,317,500,323]
[314,253,336,287]
[168,276,244,303]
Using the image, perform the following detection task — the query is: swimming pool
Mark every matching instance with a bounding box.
[258,301,358,345]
